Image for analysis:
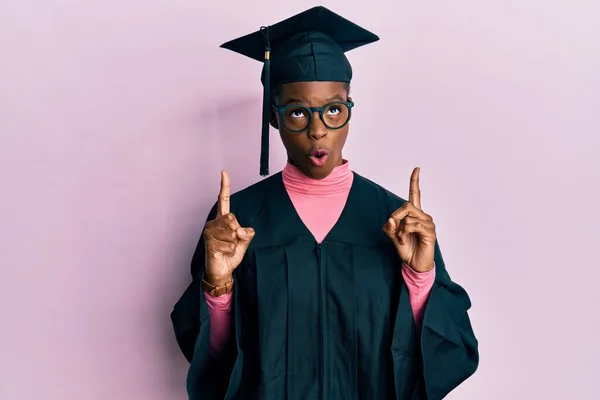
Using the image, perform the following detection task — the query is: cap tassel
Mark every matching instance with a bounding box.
[260,26,271,176]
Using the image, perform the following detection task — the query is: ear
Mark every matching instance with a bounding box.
[269,108,279,129]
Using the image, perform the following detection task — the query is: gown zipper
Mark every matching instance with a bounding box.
[316,242,327,400]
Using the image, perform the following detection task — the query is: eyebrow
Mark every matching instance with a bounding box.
[283,94,345,106]
[283,98,305,105]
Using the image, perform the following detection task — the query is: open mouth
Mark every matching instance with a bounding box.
[308,149,329,167]
[310,149,329,158]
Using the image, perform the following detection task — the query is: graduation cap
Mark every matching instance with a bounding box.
[220,6,379,176]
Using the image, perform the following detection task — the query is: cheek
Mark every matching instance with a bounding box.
[333,129,349,150]
[279,131,306,154]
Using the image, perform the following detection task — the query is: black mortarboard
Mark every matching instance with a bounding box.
[220,6,379,176]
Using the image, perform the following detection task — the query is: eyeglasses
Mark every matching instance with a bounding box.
[272,101,354,133]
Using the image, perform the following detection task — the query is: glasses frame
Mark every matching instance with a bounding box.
[272,100,355,133]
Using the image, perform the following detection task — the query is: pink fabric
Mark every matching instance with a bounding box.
[205,161,435,357]
[204,291,233,358]
[282,161,354,243]
[402,262,436,327]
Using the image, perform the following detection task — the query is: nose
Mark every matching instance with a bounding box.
[307,112,327,140]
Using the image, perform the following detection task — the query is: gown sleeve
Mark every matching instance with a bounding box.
[169,203,238,399]
[419,240,479,399]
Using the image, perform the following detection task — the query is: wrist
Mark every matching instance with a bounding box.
[202,275,233,297]
[403,262,435,274]
[203,273,233,287]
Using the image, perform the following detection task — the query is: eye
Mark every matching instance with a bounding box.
[286,106,308,119]
[326,106,341,116]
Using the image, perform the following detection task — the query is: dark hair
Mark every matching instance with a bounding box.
[270,82,351,105]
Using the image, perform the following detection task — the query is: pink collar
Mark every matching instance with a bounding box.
[282,160,353,197]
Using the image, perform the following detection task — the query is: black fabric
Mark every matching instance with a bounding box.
[171,172,479,399]
[220,6,379,85]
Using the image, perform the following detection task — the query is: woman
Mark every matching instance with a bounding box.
[171,6,478,400]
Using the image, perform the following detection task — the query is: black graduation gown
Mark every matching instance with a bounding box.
[171,171,479,400]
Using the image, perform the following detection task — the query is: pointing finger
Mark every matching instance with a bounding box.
[217,170,231,216]
[409,167,421,210]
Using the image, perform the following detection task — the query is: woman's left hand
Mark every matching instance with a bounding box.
[383,167,437,273]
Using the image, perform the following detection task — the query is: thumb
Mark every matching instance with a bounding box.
[383,218,402,249]
[236,227,256,247]
[383,218,400,246]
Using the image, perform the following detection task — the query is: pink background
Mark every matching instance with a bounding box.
[1,1,599,399]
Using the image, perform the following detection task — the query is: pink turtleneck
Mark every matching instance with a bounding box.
[205,161,435,357]
[282,160,354,243]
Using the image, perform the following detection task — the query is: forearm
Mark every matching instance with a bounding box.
[204,290,234,358]
[401,262,436,327]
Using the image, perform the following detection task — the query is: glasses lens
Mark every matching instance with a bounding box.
[283,106,310,132]
[323,102,350,129]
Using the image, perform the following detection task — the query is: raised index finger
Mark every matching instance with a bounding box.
[217,170,231,216]
[408,167,421,210]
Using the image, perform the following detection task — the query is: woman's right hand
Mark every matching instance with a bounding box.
[203,170,255,286]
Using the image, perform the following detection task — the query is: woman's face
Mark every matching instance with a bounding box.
[272,81,350,180]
